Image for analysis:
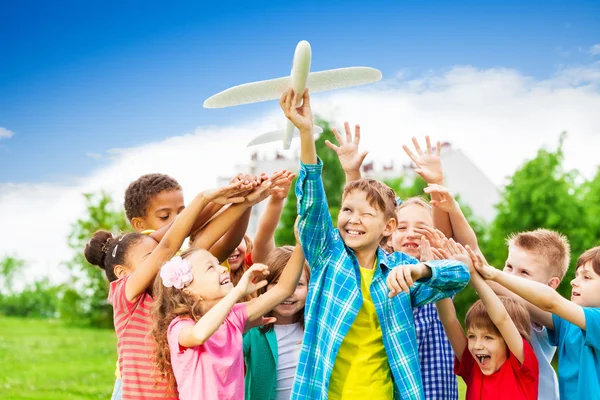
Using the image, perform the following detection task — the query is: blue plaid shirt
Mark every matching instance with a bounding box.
[292,159,470,400]
[413,303,458,400]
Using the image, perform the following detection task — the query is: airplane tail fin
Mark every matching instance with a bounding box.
[247,125,323,148]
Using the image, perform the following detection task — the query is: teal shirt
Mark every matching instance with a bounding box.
[548,307,600,400]
[243,327,278,400]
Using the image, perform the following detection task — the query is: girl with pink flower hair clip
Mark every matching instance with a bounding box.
[150,221,306,400]
[84,179,260,400]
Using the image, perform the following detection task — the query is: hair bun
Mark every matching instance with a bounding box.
[84,230,115,268]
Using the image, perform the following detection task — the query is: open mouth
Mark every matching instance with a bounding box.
[572,291,581,297]
[280,300,297,306]
[220,276,231,286]
[475,354,491,366]
[228,254,241,262]
[402,242,419,249]
[345,229,365,236]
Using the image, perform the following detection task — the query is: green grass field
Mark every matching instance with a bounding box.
[1,315,466,399]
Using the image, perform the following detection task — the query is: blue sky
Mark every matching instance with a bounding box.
[1,0,599,183]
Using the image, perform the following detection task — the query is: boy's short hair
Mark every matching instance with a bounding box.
[124,173,182,220]
[396,196,432,213]
[342,178,397,222]
[507,229,571,281]
[465,296,531,342]
[577,246,600,276]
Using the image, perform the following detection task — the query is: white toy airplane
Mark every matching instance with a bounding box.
[203,40,382,149]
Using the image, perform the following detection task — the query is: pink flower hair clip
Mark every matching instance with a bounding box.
[160,256,194,289]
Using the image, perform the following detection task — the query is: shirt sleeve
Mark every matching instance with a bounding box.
[453,345,474,382]
[508,338,539,385]
[168,317,196,352]
[228,303,249,333]
[547,313,566,347]
[583,307,600,350]
[108,275,138,315]
[410,259,470,308]
[295,158,336,270]
[243,330,252,357]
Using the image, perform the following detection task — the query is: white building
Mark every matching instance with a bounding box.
[218,143,499,236]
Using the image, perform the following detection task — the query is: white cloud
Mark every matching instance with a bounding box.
[85,152,103,160]
[590,44,600,56]
[0,127,14,139]
[2,63,600,286]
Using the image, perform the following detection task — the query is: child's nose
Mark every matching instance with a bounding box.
[571,278,578,288]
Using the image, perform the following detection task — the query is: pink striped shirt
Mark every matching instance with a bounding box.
[109,276,176,399]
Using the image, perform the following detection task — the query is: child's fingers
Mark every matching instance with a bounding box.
[325,140,339,152]
[254,280,268,291]
[387,270,403,294]
[412,137,424,155]
[227,196,246,204]
[397,272,409,293]
[344,121,352,143]
[403,266,414,289]
[331,128,343,145]
[353,124,361,144]
[302,88,310,108]
[402,144,419,165]
[425,135,432,154]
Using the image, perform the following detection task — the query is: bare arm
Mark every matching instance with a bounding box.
[469,259,526,363]
[487,280,554,329]
[191,180,273,252]
[423,184,479,250]
[281,89,316,164]
[252,171,296,264]
[245,244,306,323]
[178,264,270,347]
[436,298,467,359]
[477,261,585,330]
[208,207,252,263]
[126,183,247,302]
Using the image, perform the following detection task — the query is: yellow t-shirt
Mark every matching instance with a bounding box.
[328,260,394,399]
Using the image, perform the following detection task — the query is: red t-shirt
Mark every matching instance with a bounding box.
[455,337,539,400]
[109,275,176,400]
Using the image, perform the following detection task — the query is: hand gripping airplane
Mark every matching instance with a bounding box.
[203,40,382,149]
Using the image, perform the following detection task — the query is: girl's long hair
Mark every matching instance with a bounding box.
[257,246,311,333]
[150,250,205,392]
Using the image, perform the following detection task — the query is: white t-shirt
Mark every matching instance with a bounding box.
[530,323,560,400]
[273,323,304,400]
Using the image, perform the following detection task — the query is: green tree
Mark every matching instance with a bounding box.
[66,192,131,327]
[275,118,346,245]
[484,132,588,299]
[0,256,26,294]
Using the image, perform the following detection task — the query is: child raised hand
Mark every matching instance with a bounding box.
[325,121,368,183]
[403,136,444,186]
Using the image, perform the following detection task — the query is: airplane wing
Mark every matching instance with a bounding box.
[203,76,291,108]
[247,126,324,147]
[306,67,382,93]
[203,67,382,108]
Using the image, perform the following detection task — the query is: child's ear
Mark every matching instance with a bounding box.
[114,265,127,279]
[131,217,146,232]
[383,217,397,237]
[547,277,561,290]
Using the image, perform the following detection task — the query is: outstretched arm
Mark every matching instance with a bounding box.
[178,264,270,347]
[476,259,585,330]
[467,247,526,363]
[436,298,468,360]
[252,170,296,264]
[325,122,368,183]
[127,182,247,302]
[281,88,316,165]
[245,244,306,323]
[422,184,479,250]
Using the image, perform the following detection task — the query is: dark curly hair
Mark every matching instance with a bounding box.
[84,230,147,281]
[124,174,182,220]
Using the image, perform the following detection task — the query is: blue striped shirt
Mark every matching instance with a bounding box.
[413,303,458,399]
[291,159,470,400]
